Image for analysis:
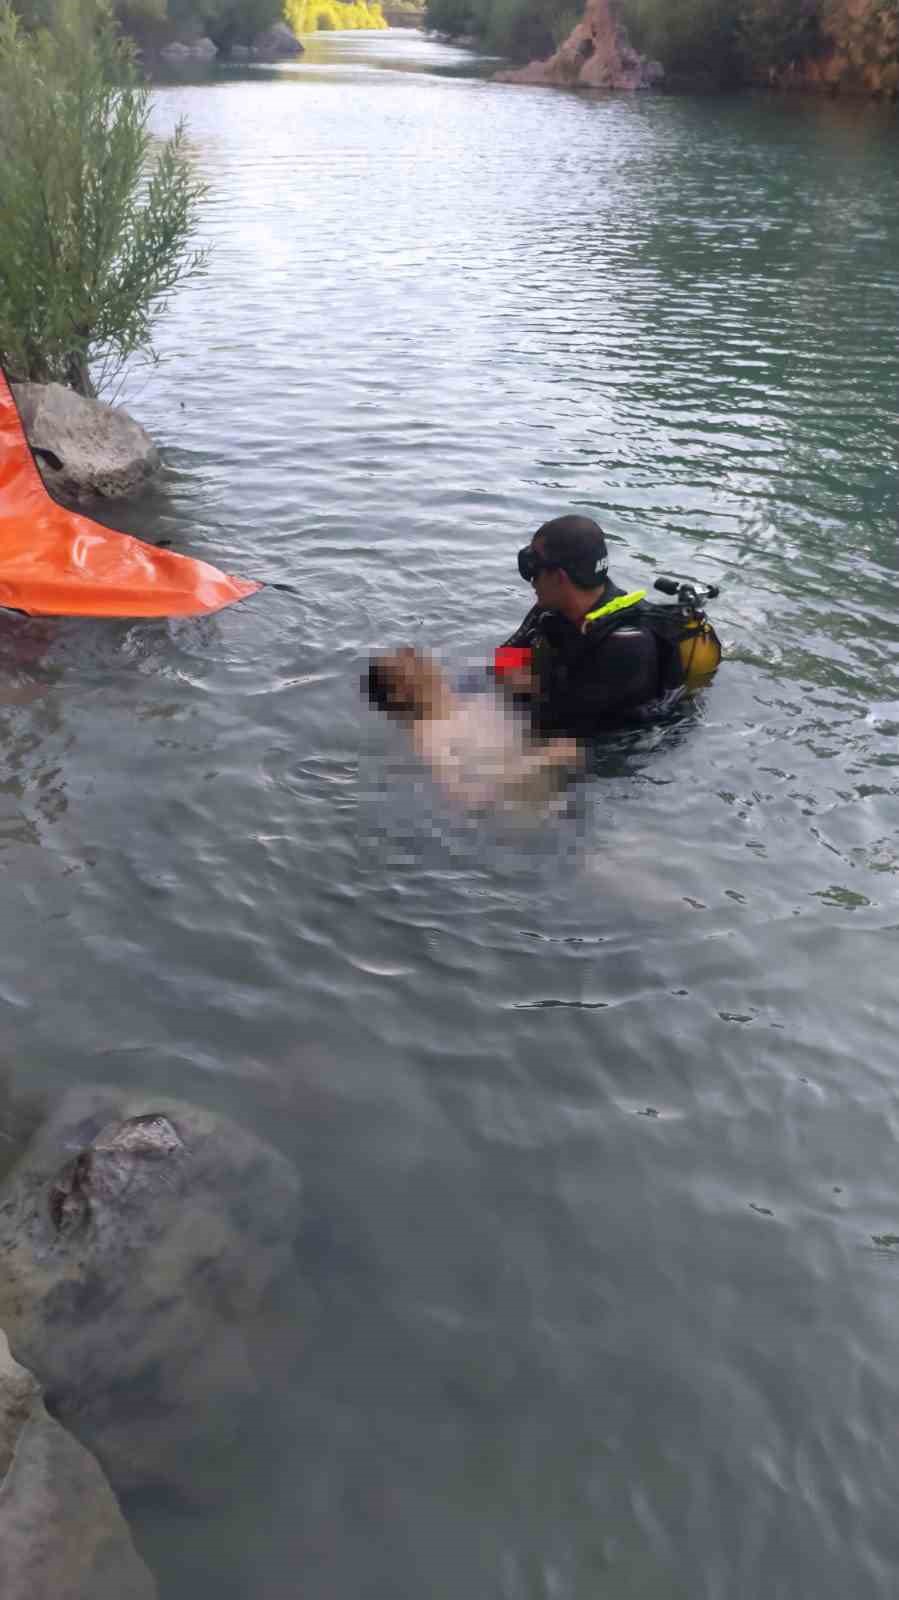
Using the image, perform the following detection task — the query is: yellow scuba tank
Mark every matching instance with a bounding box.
[678,615,722,689]
[651,577,722,693]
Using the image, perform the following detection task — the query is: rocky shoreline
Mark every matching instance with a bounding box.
[1,1333,157,1600]
[492,0,898,97]
[155,20,304,64]
[0,1085,303,1596]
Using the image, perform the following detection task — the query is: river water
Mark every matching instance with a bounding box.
[2,29,898,1599]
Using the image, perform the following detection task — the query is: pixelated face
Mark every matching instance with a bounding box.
[375,649,444,719]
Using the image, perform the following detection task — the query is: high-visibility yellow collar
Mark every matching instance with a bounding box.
[582,590,646,630]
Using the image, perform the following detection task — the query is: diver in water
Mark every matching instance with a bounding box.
[365,521,719,800]
[498,514,720,738]
[366,647,582,809]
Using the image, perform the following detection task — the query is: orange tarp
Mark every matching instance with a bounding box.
[0,370,261,618]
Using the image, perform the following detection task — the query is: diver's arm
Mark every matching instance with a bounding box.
[501,603,544,650]
[495,604,544,696]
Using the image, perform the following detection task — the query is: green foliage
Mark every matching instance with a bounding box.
[483,0,570,55]
[424,0,569,55]
[423,0,471,33]
[736,0,822,70]
[0,0,208,394]
[549,2,577,42]
[202,0,283,50]
[285,0,386,30]
[12,0,165,26]
[618,0,742,77]
[736,0,898,79]
[13,0,286,49]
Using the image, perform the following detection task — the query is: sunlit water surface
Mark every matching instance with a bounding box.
[2,31,898,1599]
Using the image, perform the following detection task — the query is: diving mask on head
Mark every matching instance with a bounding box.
[517,544,609,586]
[517,546,558,583]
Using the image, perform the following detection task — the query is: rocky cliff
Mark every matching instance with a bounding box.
[495,0,662,89]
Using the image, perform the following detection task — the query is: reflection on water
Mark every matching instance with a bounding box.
[1,29,898,1600]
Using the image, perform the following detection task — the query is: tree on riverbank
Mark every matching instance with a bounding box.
[0,0,208,396]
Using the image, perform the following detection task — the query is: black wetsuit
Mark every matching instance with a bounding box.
[503,581,671,738]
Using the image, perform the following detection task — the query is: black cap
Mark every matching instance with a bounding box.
[533,515,608,588]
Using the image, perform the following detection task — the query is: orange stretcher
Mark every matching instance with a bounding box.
[0,369,261,618]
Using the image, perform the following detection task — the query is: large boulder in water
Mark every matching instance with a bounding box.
[0,1329,157,1599]
[11,382,160,503]
[0,1087,301,1500]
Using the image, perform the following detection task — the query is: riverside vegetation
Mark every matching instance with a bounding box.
[426,0,899,91]
[11,0,285,54]
[0,0,385,452]
[11,0,386,55]
[0,0,208,396]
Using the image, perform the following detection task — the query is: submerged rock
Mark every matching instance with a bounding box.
[495,0,662,90]
[12,382,160,503]
[0,1087,301,1500]
[0,1329,157,1600]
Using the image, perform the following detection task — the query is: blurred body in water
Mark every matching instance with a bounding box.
[366,647,582,810]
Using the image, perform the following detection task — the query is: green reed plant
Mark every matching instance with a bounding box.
[0,0,208,396]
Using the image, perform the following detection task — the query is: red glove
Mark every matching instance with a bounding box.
[493,646,532,678]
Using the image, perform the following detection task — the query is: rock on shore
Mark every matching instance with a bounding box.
[12,382,160,503]
[160,36,218,60]
[494,0,662,89]
[162,22,304,64]
[0,1087,302,1501]
[0,1330,157,1600]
